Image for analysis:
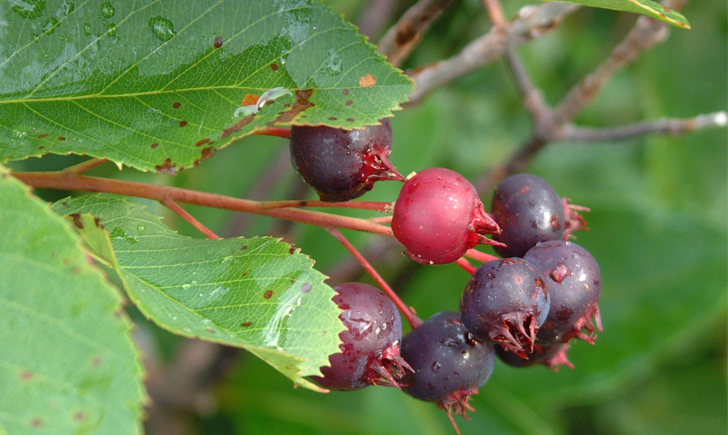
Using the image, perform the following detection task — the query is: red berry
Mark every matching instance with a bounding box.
[391,168,501,265]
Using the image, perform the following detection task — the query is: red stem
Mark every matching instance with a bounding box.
[12,171,392,236]
[464,248,499,264]
[161,198,220,239]
[326,227,423,329]
[455,258,477,274]
[250,127,291,139]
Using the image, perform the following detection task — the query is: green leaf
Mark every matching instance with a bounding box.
[553,0,690,28]
[52,195,345,391]
[0,166,145,434]
[0,0,414,173]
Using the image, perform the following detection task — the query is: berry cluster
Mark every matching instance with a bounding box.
[289,121,603,432]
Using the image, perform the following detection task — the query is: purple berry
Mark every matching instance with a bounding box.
[460,258,550,357]
[491,173,567,257]
[496,343,574,371]
[311,282,411,391]
[524,240,603,345]
[289,119,404,202]
[399,312,496,427]
[392,168,501,265]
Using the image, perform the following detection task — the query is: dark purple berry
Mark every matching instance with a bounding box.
[399,312,496,428]
[289,119,404,202]
[311,282,411,391]
[496,343,574,371]
[491,173,567,257]
[392,168,501,265]
[460,258,550,357]
[524,240,603,345]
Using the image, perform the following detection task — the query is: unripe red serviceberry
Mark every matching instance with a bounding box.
[391,168,501,265]
[289,119,404,202]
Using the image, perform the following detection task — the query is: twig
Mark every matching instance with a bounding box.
[554,0,689,124]
[406,2,579,106]
[326,227,423,329]
[481,0,506,27]
[12,171,393,237]
[357,0,399,40]
[560,112,728,142]
[62,158,109,175]
[504,44,553,130]
[260,199,393,213]
[161,198,220,239]
[377,0,456,67]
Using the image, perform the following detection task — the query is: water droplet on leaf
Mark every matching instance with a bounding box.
[100,2,115,18]
[148,16,176,41]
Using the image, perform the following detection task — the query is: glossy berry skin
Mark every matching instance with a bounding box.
[524,240,603,345]
[460,258,550,357]
[392,168,500,265]
[399,312,496,405]
[491,173,567,258]
[495,343,574,371]
[311,282,408,391]
[289,119,404,202]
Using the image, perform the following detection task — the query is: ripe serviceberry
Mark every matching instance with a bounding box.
[524,240,603,345]
[391,168,501,265]
[289,119,404,201]
[460,258,550,357]
[311,282,412,391]
[399,312,496,432]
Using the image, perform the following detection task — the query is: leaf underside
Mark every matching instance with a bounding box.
[52,195,345,391]
[0,0,414,173]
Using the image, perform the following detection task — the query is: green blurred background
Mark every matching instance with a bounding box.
[10,0,726,434]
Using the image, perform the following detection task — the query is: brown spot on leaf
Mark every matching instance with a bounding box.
[156,158,177,175]
[179,120,188,127]
[58,136,66,141]
[342,89,350,96]
[241,245,248,250]
[94,217,102,228]
[70,213,84,229]
[92,356,103,367]
[62,202,69,208]
[345,99,353,106]
[360,73,377,87]
[241,271,248,277]
[221,115,255,139]
[205,329,216,334]
[151,142,159,148]
[301,283,312,293]
[214,36,223,48]
[241,321,253,327]
[20,370,34,380]
[31,418,43,428]
[272,89,315,124]
[242,94,259,106]
[263,290,273,299]
[73,411,85,421]
[196,138,211,147]
[37,134,49,139]
[346,118,355,122]
[328,117,337,121]
[173,102,181,109]
[270,63,279,71]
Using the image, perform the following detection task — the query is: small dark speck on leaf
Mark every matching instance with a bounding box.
[179,120,188,127]
[345,100,353,106]
[173,102,181,109]
[20,370,34,380]
[241,321,253,327]
[38,134,49,139]
[62,202,69,208]
[241,245,248,250]
[156,158,177,175]
[271,63,279,71]
[205,329,216,334]
[343,89,350,96]
[241,271,248,277]
[264,290,274,299]
[346,118,355,122]
[31,418,43,428]
[73,411,85,421]
[301,283,312,293]
[151,143,159,148]
[196,138,211,147]
[214,36,223,48]
[94,217,102,228]
[328,117,337,121]
[92,356,103,367]
[58,136,66,141]
[38,146,45,149]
